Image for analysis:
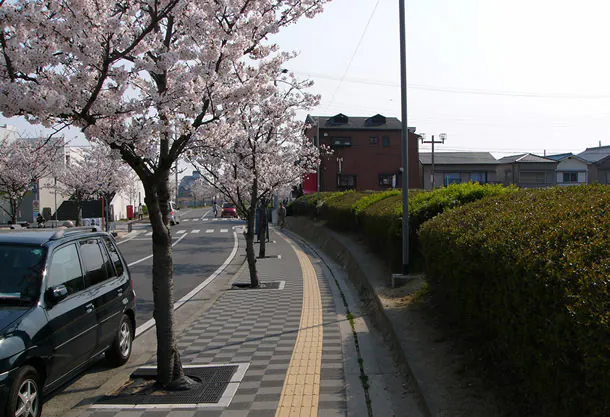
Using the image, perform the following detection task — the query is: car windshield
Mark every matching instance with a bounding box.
[223,203,234,209]
[0,244,46,303]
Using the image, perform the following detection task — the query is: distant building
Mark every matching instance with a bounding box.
[178,170,203,206]
[546,153,589,186]
[496,153,558,188]
[577,145,610,185]
[419,152,497,189]
[304,113,420,192]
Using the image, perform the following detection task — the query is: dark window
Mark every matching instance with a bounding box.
[470,172,488,183]
[379,174,394,186]
[444,173,462,186]
[369,136,378,145]
[382,136,390,147]
[337,175,357,190]
[223,203,235,209]
[330,113,349,124]
[48,244,84,295]
[102,237,124,277]
[0,244,46,302]
[331,137,352,147]
[563,172,578,183]
[80,239,110,287]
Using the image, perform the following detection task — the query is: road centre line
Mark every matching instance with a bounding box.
[135,231,239,337]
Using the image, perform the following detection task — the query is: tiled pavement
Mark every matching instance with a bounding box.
[82,229,347,417]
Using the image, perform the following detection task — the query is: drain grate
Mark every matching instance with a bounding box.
[96,365,239,406]
[231,280,285,290]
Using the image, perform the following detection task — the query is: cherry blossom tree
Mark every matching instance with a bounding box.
[0,0,331,388]
[191,73,320,287]
[0,136,63,224]
[188,176,213,206]
[58,144,130,226]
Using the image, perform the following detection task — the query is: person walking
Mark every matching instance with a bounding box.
[278,202,287,229]
[213,202,219,218]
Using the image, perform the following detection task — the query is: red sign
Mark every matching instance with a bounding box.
[302,173,318,194]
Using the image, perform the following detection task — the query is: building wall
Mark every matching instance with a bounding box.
[595,158,610,184]
[313,129,420,191]
[420,164,497,190]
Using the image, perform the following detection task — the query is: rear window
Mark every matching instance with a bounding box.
[223,203,235,209]
[0,244,46,302]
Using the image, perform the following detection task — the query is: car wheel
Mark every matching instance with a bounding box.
[6,365,42,417]
[106,314,133,367]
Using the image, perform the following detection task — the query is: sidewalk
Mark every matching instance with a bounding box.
[79,229,349,417]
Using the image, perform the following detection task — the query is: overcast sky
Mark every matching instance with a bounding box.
[2,0,610,159]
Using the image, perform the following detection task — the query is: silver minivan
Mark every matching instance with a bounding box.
[169,201,180,225]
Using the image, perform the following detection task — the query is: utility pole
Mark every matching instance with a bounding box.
[175,159,179,202]
[420,133,446,189]
[398,0,410,274]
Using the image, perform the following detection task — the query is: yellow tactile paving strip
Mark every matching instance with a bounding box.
[275,238,323,417]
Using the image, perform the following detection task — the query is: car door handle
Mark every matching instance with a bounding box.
[85,303,94,313]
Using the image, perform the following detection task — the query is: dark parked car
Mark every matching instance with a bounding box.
[220,202,238,218]
[0,227,136,417]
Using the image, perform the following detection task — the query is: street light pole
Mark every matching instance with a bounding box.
[399,0,410,274]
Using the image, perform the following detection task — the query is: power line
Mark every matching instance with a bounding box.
[327,0,381,108]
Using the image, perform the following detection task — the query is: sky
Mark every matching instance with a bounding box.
[3,0,610,164]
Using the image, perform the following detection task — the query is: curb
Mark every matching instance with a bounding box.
[286,217,436,417]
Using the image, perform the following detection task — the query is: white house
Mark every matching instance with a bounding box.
[546,153,589,186]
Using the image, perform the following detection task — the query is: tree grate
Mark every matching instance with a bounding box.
[231,281,283,290]
[96,365,238,405]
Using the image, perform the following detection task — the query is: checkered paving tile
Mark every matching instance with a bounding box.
[81,230,347,417]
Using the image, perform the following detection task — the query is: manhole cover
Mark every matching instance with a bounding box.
[231,281,285,290]
[94,364,246,407]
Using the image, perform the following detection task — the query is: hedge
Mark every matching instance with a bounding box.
[419,185,610,416]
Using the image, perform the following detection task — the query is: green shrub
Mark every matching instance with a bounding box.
[419,185,610,416]
[322,191,370,231]
[352,189,401,217]
[289,191,341,216]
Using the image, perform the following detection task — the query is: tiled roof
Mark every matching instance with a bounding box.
[497,153,556,163]
[577,146,610,163]
[546,153,573,161]
[419,152,497,165]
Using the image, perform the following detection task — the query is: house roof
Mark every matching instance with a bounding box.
[308,114,414,132]
[497,153,556,163]
[419,152,497,165]
[577,146,610,163]
[545,152,573,161]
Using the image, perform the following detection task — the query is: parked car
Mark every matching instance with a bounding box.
[169,201,180,225]
[221,202,238,218]
[0,227,136,417]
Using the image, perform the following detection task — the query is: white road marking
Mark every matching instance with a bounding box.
[127,233,187,268]
[135,231,240,337]
[202,218,209,221]
[183,218,190,222]
[205,229,214,233]
[192,229,200,234]
[176,230,186,235]
[220,229,228,233]
[145,231,153,236]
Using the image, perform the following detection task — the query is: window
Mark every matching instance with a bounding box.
[48,244,84,295]
[0,244,46,301]
[369,136,379,145]
[379,174,393,186]
[444,173,461,186]
[470,172,488,183]
[103,237,124,277]
[562,172,578,183]
[382,136,390,147]
[80,239,110,287]
[337,174,357,190]
[520,171,546,184]
[331,137,352,147]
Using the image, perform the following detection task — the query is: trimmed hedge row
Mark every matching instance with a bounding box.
[419,185,610,416]
[289,183,516,268]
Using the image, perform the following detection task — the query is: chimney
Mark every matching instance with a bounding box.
[543,149,546,156]
[600,140,602,147]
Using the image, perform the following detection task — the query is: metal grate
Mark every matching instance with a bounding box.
[231,281,282,290]
[98,365,238,405]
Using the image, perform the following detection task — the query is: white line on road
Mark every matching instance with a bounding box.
[145,231,153,236]
[200,209,211,220]
[176,230,186,235]
[183,218,190,222]
[127,233,187,268]
[220,229,228,233]
[205,229,214,233]
[135,231,239,337]
[192,229,200,234]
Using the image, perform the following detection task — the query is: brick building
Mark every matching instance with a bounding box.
[304,113,420,192]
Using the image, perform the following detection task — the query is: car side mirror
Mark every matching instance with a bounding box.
[46,285,68,305]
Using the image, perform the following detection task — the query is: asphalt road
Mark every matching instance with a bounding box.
[114,207,246,329]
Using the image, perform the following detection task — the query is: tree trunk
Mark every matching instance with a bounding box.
[258,205,267,258]
[9,195,19,224]
[245,203,259,288]
[143,175,186,388]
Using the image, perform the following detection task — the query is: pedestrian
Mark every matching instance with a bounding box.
[213,202,219,218]
[278,202,287,229]
[138,203,143,220]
